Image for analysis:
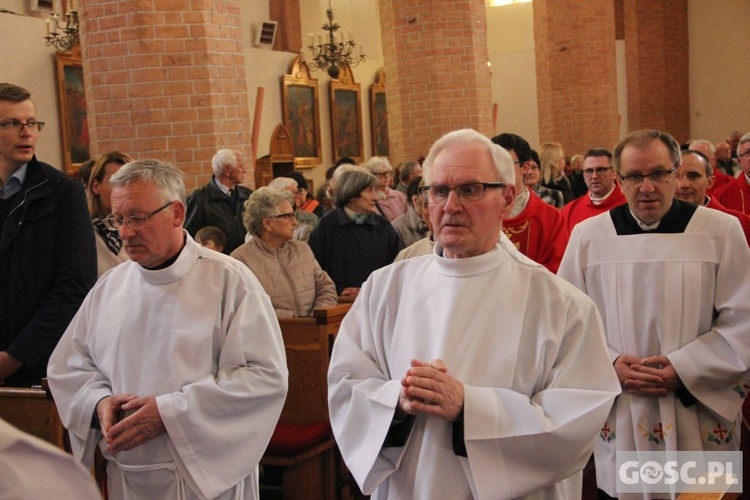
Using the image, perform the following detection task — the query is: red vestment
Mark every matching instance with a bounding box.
[706,168,734,197]
[714,175,750,215]
[560,187,626,234]
[503,191,568,273]
[706,196,750,246]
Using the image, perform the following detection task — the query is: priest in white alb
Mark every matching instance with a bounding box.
[558,130,750,498]
[48,159,288,500]
[327,129,620,499]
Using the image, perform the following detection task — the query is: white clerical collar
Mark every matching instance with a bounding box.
[745,172,750,186]
[508,187,529,218]
[589,186,616,206]
[628,208,661,231]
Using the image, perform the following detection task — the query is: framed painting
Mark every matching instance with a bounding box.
[369,70,389,157]
[281,54,322,167]
[55,52,90,175]
[329,65,363,163]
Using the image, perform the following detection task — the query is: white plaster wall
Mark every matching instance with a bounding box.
[688,0,750,143]
[486,2,540,147]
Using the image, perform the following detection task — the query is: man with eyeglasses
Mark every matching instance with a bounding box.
[184,148,251,254]
[48,159,288,500]
[715,131,750,215]
[559,129,750,499]
[328,128,619,499]
[491,132,569,273]
[560,148,626,233]
[0,82,96,387]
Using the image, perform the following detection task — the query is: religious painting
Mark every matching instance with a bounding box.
[281,55,322,167]
[329,65,363,163]
[370,71,389,157]
[55,52,90,175]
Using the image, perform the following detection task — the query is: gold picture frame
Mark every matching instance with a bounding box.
[369,70,389,158]
[329,65,364,163]
[55,51,90,175]
[281,55,322,167]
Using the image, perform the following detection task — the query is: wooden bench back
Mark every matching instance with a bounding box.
[0,379,66,450]
[277,303,352,424]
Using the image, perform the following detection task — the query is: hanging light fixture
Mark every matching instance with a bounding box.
[305,0,365,79]
[43,0,80,52]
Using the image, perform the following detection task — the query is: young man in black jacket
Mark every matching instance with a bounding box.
[0,82,96,387]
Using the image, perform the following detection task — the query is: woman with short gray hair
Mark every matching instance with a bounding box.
[231,187,337,318]
[309,167,403,299]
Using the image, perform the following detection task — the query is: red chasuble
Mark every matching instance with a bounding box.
[706,196,750,246]
[714,175,750,215]
[502,191,568,273]
[561,187,626,234]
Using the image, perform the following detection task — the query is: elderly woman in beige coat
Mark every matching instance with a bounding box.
[231,186,338,317]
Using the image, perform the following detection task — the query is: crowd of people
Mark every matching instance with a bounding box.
[2,79,750,498]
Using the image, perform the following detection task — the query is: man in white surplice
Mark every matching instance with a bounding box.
[558,130,750,498]
[48,159,288,500]
[327,129,620,499]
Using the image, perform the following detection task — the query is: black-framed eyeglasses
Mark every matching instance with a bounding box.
[268,212,295,221]
[0,119,45,133]
[618,166,677,188]
[582,167,613,177]
[419,182,507,203]
[102,202,175,231]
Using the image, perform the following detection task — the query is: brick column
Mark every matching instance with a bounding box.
[624,0,689,141]
[80,0,253,191]
[533,0,619,154]
[270,0,301,53]
[379,0,492,163]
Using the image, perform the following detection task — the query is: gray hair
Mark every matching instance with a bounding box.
[397,161,421,182]
[333,166,378,208]
[364,156,393,174]
[688,139,716,162]
[243,186,294,237]
[739,132,750,156]
[422,128,515,185]
[109,159,186,204]
[613,129,681,174]
[268,177,298,191]
[211,149,242,176]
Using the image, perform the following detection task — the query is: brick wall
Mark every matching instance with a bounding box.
[81,0,253,192]
[379,0,493,163]
[534,0,620,156]
[624,0,689,142]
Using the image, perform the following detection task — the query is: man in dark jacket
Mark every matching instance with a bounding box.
[184,148,251,254]
[0,83,96,387]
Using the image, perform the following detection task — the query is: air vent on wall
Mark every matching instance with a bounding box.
[255,21,278,47]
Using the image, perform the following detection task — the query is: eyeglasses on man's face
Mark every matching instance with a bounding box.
[582,167,613,177]
[618,166,677,188]
[0,119,45,134]
[102,201,175,231]
[268,212,295,221]
[419,182,506,203]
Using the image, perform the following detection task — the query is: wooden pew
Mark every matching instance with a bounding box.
[260,303,352,500]
[0,378,66,450]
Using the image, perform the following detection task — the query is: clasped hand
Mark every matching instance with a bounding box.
[614,354,682,397]
[96,394,166,455]
[397,359,464,421]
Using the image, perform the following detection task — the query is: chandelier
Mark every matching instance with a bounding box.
[44,2,80,52]
[306,0,365,79]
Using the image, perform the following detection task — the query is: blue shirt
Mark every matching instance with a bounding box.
[0,163,27,200]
